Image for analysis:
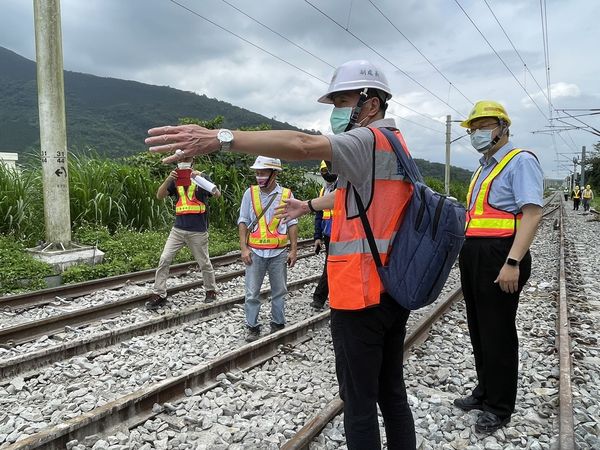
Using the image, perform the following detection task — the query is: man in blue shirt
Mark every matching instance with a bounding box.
[147,156,220,309]
[454,101,543,433]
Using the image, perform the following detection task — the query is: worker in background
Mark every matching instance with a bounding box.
[454,101,543,433]
[147,156,220,309]
[146,59,418,449]
[237,156,298,342]
[571,185,581,211]
[582,184,594,212]
[563,186,569,202]
[311,160,337,309]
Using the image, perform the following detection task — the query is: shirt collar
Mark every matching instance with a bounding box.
[367,118,396,129]
[479,140,514,167]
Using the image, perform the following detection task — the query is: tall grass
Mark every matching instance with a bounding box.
[0,163,44,242]
[0,149,322,243]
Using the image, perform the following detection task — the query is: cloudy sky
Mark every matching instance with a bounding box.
[1,0,599,178]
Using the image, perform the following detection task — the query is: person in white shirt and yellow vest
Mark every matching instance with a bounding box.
[238,156,298,342]
[148,156,221,309]
[454,101,543,433]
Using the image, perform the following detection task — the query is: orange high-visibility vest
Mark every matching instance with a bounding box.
[175,185,206,215]
[465,148,523,238]
[327,127,413,310]
[248,186,292,249]
[319,187,333,220]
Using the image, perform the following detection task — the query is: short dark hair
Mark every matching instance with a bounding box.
[364,89,388,112]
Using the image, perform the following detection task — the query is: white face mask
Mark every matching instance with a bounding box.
[470,127,498,153]
[177,162,192,169]
[256,175,271,187]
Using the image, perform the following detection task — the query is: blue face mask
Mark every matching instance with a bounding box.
[330,107,353,134]
[470,127,498,153]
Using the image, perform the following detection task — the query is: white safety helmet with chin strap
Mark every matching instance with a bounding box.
[318,60,392,104]
[250,156,283,171]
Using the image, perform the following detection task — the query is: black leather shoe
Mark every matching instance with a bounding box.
[146,294,168,310]
[453,395,483,411]
[475,411,510,433]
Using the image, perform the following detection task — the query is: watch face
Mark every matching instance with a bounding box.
[218,129,234,142]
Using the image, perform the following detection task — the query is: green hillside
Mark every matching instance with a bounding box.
[0,46,313,159]
[0,46,471,182]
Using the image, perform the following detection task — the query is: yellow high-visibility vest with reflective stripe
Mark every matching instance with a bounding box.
[176,185,206,215]
[465,149,523,238]
[248,186,291,249]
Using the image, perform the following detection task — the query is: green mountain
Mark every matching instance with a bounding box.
[0,46,313,159]
[0,46,471,182]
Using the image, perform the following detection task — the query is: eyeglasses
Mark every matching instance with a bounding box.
[466,124,499,135]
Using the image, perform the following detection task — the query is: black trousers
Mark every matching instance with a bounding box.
[459,238,531,419]
[573,198,580,210]
[331,294,416,449]
[312,236,330,303]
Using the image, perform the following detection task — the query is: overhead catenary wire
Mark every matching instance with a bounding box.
[217,0,444,129]
[170,0,445,134]
[481,0,551,106]
[305,0,468,118]
[368,0,473,105]
[453,0,549,122]
[168,0,324,83]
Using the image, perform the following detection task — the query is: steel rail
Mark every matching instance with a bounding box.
[557,201,575,449]
[8,310,332,450]
[0,239,314,310]
[0,274,321,380]
[281,286,463,449]
[0,252,315,346]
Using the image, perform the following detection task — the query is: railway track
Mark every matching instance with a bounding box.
[1,197,594,449]
[0,239,315,311]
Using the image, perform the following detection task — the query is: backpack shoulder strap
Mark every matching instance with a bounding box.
[378,127,424,185]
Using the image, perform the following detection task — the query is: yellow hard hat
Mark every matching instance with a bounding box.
[319,160,329,171]
[586,185,591,189]
[460,100,512,128]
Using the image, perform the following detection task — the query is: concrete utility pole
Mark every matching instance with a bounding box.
[581,146,586,188]
[34,0,71,248]
[572,157,578,190]
[445,115,451,195]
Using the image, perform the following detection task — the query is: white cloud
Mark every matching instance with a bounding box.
[1,0,599,177]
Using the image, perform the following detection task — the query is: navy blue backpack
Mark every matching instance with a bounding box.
[354,127,466,310]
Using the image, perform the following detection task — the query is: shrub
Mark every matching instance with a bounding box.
[0,235,54,294]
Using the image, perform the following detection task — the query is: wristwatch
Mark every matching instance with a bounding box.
[216,128,234,152]
[505,257,519,267]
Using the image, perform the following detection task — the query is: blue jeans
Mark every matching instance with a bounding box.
[244,250,288,329]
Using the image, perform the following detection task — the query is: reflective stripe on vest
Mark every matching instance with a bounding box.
[248,186,292,249]
[327,127,413,310]
[319,186,333,220]
[465,148,523,238]
[175,185,206,215]
[583,189,592,199]
[573,190,581,199]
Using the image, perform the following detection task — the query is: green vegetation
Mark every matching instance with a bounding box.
[0,116,322,293]
[0,236,54,294]
[0,46,317,161]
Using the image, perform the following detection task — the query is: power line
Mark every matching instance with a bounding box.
[168,0,324,83]
[219,0,334,70]
[305,0,467,117]
[367,0,473,104]
[453,0,549,121]
[219,0,444,128]
[481,0,550,106]
[168,0,445,135]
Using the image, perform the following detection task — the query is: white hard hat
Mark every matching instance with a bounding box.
[250,156,283,171]
[318,60,392,104]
